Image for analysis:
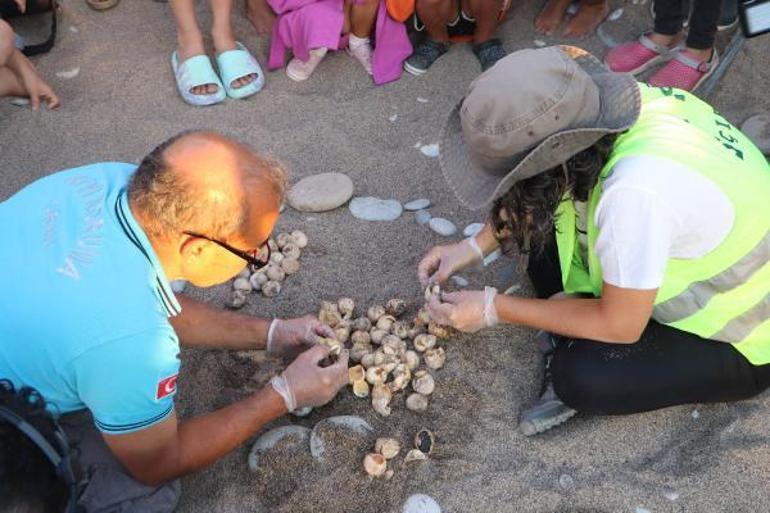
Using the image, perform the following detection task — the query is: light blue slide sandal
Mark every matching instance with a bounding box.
[216,42,265,100]
[171,51,227,107]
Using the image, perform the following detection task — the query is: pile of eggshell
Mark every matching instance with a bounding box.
[315,287,453,417]
[228,230,309,309]
[363,429,434,478]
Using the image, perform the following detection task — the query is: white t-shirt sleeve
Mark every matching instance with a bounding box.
[594,185,675,290]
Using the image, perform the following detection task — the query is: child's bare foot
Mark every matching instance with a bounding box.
[245,0,276,36]
[563,0,609,38]
[212,29,258,90]
[535,0,571,35]
[177,32,218,96]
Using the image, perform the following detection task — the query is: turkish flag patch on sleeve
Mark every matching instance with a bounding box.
[156,374,178,401]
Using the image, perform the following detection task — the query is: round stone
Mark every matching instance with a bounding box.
[170,280,187,293]
[415,210,432,225]
[403,494,441,513]
[349,197,403,221]
[450,275,469,288]
[287,173,354,212]
[419,144,439,158]
[741,114,770,155]
[404,198,431,211]
[429,217,457,236]
[463,223,485,237]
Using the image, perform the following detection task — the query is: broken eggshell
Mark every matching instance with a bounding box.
[406,393,429,412]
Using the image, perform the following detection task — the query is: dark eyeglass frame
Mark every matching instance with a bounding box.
[183,231,271,272]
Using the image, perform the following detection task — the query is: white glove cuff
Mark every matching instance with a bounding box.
[266,318,280,353]
[270,375,296,412]
[466,236,485,264]
[483,286,499,328]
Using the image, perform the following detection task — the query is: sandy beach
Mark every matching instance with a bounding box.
[2,1,770,511]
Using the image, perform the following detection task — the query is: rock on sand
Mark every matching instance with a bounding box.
[349,197,403,221]
[287,173,354,212]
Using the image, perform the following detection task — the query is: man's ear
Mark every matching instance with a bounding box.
[179,236,209,268]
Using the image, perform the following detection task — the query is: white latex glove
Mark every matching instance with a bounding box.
[267,315,335,357]
[270,345,349,412]
[417,237,485,287]
[427,287,499,333]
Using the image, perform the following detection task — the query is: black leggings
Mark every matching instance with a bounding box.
[653,0,722,50]
[526,237,770,415]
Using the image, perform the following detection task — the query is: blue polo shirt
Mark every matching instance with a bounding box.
[0,163,182,434]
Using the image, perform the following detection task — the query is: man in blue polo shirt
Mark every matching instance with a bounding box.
[0,131,349,511]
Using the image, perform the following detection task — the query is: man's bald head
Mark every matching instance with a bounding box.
[128,131,286,241]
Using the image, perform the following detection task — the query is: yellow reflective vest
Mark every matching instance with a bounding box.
[555,83,770,365]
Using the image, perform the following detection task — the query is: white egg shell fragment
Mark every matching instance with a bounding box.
[424,347,446,370]
[291,230,308,248]
[406,393,429,412]
[368,305,386,322]
[363,453,387,477]
[261,280,281,297]
[337,297,355,319]
[414,334,437,352]
[233,277,252,293]
[375,438,401,459]
[250,271,268,289]
[282,243,301,260]
[412,370,435,395]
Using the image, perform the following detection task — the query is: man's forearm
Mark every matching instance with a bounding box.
[495,294,638,344]
[173,386,286,478]
[170,294,270,350]
[125,385,287,486]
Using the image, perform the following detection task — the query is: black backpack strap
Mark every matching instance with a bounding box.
[20,0,57,56]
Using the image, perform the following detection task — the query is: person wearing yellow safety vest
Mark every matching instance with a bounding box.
[418,45,770,436]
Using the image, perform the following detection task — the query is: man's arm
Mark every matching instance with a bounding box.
[103,385,286,486]
[169,294,270,350]
[494,283,657,343]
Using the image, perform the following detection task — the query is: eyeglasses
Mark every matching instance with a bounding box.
[183,231,271,272]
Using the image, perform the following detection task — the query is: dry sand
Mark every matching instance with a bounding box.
[2,1,770,512]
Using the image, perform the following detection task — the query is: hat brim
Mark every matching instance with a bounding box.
[439,46,641,211]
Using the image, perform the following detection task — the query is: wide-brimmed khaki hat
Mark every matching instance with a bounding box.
[440,45,641,210]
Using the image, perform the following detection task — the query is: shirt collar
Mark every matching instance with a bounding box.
[114,189,182,317]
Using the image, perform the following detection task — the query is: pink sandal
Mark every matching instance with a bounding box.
[604,33,682,75]
[648,49,719,92]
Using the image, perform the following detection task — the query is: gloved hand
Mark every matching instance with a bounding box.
[270,345,349,412]
[267,315,335,358]
[417,237,485,287]
[427,287,499,333]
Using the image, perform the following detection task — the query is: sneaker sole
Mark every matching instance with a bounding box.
[403,61,428,76]
[519,408,577,437]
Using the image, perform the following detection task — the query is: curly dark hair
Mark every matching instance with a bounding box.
[0,380,71,513]
[489,134,618,264]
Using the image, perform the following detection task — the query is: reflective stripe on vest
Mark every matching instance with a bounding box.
[554,83,770,364]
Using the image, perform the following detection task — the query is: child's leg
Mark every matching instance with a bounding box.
[245,0,275,36]
[563,0,609,38]
[683,0,720,59]
[210,0,257,89]
[0,67,24,97]
[169,0,215,95]
[2,50,60,110]
[0,20,14,67]
[418,0,457,43]
[650,0,686,45]
[464,0,502,43]
[534,0,572,36]
[345,0,378,74]
[348,0,378,37]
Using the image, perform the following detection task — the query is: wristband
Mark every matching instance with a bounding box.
[270,375,296,412]
[483,286,499,328]
[466,236,485,264]
[266,318,280,353]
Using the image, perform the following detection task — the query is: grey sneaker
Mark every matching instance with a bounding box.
[404,39,449,76]
[473,38,506,72]
[519,383,577,436]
